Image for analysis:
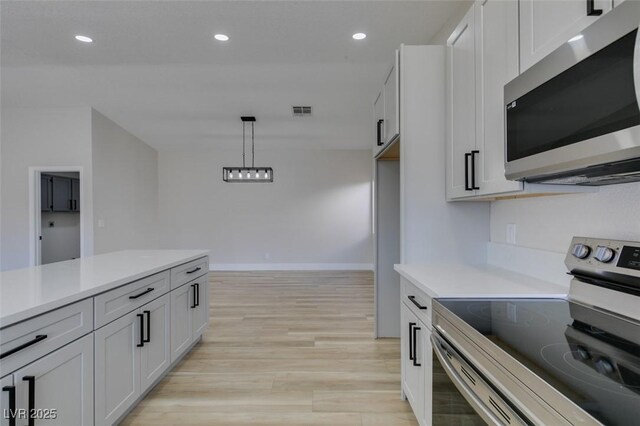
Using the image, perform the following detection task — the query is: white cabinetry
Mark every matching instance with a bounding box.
[520,0,612,72]
[95,293,172,426]
[400,279,432,426]
[94,310,140,426]
[475,0,522,195]
[446,5,477,199]
[0,376,13,426]
[373,51,400,157]
[171,279,208,363]
[13,334,94,426]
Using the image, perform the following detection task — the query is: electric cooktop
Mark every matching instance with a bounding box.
[437,297,640,425]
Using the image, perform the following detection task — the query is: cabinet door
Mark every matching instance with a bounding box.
[170,284,193,363]
[140,294,171,392]
[373,91,385,155]
[401,304,424,422]
[71,179,80,212]
[95,311,141,426]
[51,177,72,212]
[383,52,399,144]
[520,0,612,72]
[446,5,478,199]
[192,281,209,338]
[1,376,15,426]
[475,0,523,196]
[41,176,52,212]
[13,334,94,426]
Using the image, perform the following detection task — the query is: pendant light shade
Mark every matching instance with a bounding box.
[223,116,273,183]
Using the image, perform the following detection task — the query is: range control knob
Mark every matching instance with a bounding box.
[594,246,616,263]
[595,358,615,375]
[572,243,591,259]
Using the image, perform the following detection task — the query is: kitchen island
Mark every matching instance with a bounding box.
[0,250,210,426]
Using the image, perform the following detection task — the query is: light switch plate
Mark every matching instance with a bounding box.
[506,223,517,245]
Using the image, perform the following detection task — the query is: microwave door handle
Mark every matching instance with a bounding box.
[431,335,505,426]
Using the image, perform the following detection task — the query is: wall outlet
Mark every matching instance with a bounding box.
[264,252,271,260]
[506,223,517,245]
[98,219,106,228]
[507,302,517,323]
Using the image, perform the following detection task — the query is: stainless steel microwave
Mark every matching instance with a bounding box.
[504,0,640,186]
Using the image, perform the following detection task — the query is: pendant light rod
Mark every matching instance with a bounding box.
[252,121,255,168]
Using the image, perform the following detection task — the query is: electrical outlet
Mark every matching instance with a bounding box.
[98,219,106,228]
[264,252,271,260]
[506,223,517,245]
[507,302,518,323]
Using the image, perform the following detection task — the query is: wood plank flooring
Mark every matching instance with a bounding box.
[122,271,417,426]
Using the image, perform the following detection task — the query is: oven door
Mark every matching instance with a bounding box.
[431,331,531,426]
[504,0,640,181]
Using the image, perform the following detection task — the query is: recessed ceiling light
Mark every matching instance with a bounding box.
[214,34,229,41]
[74,35,93,43]
[568,34,584,43]
[352,33,367,40]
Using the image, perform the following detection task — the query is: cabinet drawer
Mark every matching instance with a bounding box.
[0,299,93,376]
[401,278,432,327]
[171,257,208,289]
[94,271,170,329]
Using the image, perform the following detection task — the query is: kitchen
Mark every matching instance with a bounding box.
[1,0,639,425]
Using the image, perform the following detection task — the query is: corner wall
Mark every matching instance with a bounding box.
[91,110,159,254]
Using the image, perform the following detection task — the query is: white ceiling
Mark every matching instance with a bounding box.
[1,1,468,151]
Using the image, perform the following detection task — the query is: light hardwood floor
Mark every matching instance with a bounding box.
[121,271,417,426]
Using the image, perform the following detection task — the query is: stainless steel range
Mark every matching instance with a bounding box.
[432,237,640,425]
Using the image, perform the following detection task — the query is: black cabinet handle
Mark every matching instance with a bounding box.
[408,322,416,361]
[195,283,200,307]
[0,335,47,360]
[129,287,154,300]
[2,385,16,426]
[377,119,384,146]
[74,200,77,211]
[408,296,428,310]
[412,326,421,367]
[186,267,201,274]
[137,314,145,347]
[143,310,151,343]
[471,150,480,190]
[464,152,472,191]
[190,284,198,309]
[587,0,602,16]
[23,376,35,426]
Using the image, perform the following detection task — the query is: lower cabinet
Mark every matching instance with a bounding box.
[401,301,433,426]
[171,279,208,363]
[12,334,94,426]
[94,294,171,426]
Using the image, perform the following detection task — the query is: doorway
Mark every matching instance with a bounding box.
[31,168,84,265]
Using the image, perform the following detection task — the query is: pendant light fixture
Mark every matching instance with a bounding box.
[223,116,273,183]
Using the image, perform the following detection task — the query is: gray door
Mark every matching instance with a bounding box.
[41,176,52,211]
[51,176,72,212]
[71,178,80,212]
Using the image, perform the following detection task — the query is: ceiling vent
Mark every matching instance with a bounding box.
[292,106,312,117]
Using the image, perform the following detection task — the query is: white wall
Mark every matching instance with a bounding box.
[491,183,640,253]
[0,107,94,271]
[158,148,373,269]
[41,212,81,264]
[91,110,159,254]
[428,1,474,45]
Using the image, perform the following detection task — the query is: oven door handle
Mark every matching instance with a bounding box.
[431,332,530,426]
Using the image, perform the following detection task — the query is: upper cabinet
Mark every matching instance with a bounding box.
[475,0,522,195]
[519,0,613,72]
[373,50,400,157]
[41,174,80,212]
[446,5,478,199]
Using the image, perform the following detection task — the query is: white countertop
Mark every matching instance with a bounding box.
[394,263,568,299]
[0,250,209,328]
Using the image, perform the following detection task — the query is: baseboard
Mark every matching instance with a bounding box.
[209,263,374,271]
